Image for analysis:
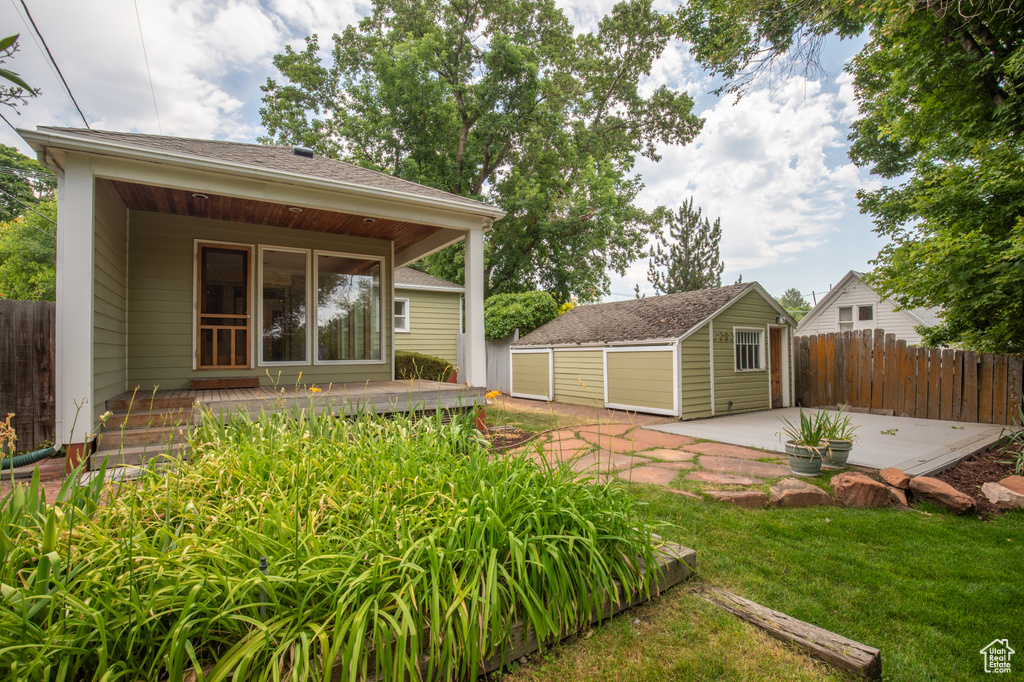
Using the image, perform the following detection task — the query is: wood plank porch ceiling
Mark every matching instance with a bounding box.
[111,180,442,253]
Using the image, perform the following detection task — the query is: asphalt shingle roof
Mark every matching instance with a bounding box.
[394,267,462,290]
[40,127,495,213]
[514,283,756,346]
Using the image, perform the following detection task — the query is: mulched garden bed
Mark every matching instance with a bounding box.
[487,425,535,452]
[935,443,1019,518]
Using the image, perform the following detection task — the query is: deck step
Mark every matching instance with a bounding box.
[106,395,196,411]
[191,377,260,390]
[90,443,192,470]
[97,425,192,449]
[105,408,196,430]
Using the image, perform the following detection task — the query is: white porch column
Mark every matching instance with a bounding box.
[55,154,95,446]
[463,227,486,387]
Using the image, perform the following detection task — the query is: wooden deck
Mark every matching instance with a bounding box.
[108,380,487,419]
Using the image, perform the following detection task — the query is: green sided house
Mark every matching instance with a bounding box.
[393,267,463,366]
[19,127,503,452]
[510,283,797,418]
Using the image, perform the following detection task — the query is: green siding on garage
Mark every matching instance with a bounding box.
[712,289,774,415]
[511,352,551,399]
[606,349,675,412]
[93,179,128,415]
[552,350,605,407]
[127,211,393,390]
[394,289,461,364]
[680,323,713,419]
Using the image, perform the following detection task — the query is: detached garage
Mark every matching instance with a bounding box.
[510,282,796,418]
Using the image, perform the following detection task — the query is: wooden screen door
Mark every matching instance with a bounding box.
[769,327,783,408]
[196,243,251,369]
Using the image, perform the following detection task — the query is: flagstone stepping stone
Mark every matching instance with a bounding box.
[643,448,696,462]
[697,455,791,479]
[704,490,769,508]
[683,442,785,461]
[577,424,634,438]
[645,461,695,471]
[668,489,702,499]
[769,478,833,507]
[572,453,650,473]
[542,438,592,454]
[617,465,682,486]
[685,471,762,486]
[546,428,585,441]
[627,429,696,450]
[579,433,643,454]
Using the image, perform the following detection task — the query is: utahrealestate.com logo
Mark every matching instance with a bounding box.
[980,639,1015,674]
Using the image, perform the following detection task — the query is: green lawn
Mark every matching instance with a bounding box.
[500,484,1024,681]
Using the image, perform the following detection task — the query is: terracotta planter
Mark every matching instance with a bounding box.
[64,439,95,474]
[785,440,823,478]
[473,408,487,433]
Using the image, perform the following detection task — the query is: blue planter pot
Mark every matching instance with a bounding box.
[785,440,823,477]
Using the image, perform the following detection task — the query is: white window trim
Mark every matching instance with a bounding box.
[394,297,411,333]
[192,238,255,371]
[837,304,875,331]
[733,326,765,373]
[257,245,312,367]
[602,345,680,417]
[312,249,387,366]
[509,348,553,401]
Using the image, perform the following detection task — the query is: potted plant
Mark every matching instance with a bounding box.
[779,409,829,477]
[821,407,858,470]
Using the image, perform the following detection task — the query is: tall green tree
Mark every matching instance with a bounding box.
[776,287,810,320]
[676,0,1024,351]
[260,0,702,303]
[0,199,56,301]
[639,198,723,295]
[0,145,57,220]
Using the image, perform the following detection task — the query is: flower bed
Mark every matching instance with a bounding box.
[1,408,660,680]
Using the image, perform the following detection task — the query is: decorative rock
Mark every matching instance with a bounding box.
[667,488,702,499]
[705,490,769,508]
[626,429,696,450]
[770,478,833,507]
[684,471,762,486]
[1000,475,1024,496]
[697,455,791,479]
[909,476,976,514]
[830,472,892,509]
[879,467,911,490]
[981,482,1024,511]
[886,485,908,507]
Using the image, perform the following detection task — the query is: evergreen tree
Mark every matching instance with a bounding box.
[776,287,810,320]
[644,198,724,295]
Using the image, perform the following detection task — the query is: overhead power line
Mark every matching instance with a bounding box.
[132,0,162,134]
[18,0,90,128]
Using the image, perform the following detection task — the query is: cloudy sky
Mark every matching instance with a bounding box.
[0,0,883,306]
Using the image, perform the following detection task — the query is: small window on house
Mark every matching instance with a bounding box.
[858,305,874,321]
[394,298,410,332]
[838,306,854,332]
[734,330,763,371]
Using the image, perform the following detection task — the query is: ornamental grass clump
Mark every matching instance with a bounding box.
[1,407,661,681]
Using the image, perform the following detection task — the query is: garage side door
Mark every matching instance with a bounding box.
[605,348,677,416]
[510,349,552,401]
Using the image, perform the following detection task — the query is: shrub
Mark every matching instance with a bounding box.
[484,290,559,340]
[394,350,454,381]
[0,409,661,680]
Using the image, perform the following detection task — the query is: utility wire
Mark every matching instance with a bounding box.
[18,0,90,128]
[0,110,18,134]
[132,0,162,134]
[0,184,57,234]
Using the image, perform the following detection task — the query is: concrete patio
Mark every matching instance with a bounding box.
[647,408,1008,476]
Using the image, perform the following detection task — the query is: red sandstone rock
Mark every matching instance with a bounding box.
[769,478,832,507]
[684,471,762,486]
[909,476,976,514]
[886,485,908,506]
[830,472,892,508]
[697,455,791,478]
[982,482,1024,511]
[1000,475,1024,496]
[879,467,911,490]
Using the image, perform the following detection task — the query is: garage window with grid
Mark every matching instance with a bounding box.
[734,329,763,371]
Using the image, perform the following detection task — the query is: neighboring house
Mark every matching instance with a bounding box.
[796,270,941,344]
[19,127,503,449]
[393,267,463,365]
[510,283,796,418]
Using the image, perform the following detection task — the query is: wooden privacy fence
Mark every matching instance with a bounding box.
[795,329,1023,426]
[0,300,56,452]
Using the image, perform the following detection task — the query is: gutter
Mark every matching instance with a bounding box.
[19,128,507,221]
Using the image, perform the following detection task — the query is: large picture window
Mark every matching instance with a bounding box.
[315,253,382,362]
[734,329,763,371]
[261,248,308,364]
